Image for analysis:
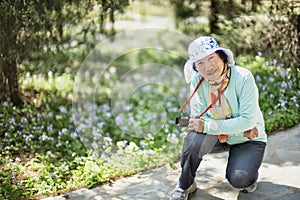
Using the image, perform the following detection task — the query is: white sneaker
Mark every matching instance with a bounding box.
[240,181,257,193]
[170,181,197,200]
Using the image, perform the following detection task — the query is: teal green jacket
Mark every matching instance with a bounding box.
[190,64,267,144]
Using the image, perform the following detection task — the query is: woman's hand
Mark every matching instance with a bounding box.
[188,118,205,133]
[244,127,259,140]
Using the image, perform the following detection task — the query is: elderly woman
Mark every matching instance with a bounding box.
[170,36,267,200]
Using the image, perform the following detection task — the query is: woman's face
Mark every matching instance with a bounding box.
[194,52,225,81]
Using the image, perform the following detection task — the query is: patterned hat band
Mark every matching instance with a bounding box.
[187,36,234,64]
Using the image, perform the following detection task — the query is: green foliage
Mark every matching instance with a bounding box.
[171,0,300,68]
[170,0,208,21]
[237,55,300,132]
[0,157,23,200]
[177,19,210,38]
[213,14,269,56]
[170,0,210,36]
[0,0,83,105]
[0,0,131,105]
[126,0,172,17]
[215,3,300,67]
[0,0,82,61]
[265,0,300,68]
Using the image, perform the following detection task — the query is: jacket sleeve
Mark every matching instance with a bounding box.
[203,73,259,135]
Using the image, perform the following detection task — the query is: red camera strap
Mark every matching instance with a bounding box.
[179,77,226,118]
[179,77,204,112]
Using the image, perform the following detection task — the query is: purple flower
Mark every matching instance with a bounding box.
[255,75,261,82]
[59,106,68,114]
[60,128,68,135]
[39,135,54,141]
[291,96,297,103]
[21,117,28,124]
[269,60,273,66]
[287,81,292,89]
[12,173,17,180]
[146,133,154,140]
[71,131,78,139]
[25,135,33,145]
[279,98,287,108]
[139,141,147,149]
[281,81,287,88]
[91,141,98,150]
[56,140,62,147]
[47,124,53,133]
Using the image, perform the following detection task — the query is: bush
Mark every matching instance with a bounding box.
[214,14,270,56]
[237,54,300,132]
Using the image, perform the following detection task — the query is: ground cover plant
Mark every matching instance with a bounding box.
[1,48,299,199]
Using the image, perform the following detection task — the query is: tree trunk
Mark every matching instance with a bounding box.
[109,6,115,41]
[0,56,23,106]
[297,15,300,39]
[251,0,260,12]
[210,0,220,34]
[99,12,105,34]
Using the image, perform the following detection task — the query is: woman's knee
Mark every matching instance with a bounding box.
[226,169,256,188]
[181,132,218,164]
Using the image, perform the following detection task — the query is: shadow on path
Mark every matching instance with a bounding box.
[189,188,225,200]
[183,181,300,200]
[237,181,300,200]
[263,124,300,165]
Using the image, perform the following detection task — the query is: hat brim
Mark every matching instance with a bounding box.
[183,60,197,83]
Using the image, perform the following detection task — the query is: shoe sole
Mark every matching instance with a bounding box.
[170,181,197,200]
[187,181,197,193]
[240,182,257,193]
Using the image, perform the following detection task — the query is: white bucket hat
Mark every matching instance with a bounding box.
[184,36,235,83]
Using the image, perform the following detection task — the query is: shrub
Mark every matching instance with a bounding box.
[237,54,300,132]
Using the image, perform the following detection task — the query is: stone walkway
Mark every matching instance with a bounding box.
[43,124,300,200]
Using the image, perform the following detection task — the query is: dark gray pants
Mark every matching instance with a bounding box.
[179,131,266,190]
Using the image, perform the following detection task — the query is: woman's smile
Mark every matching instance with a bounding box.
[207,69,217,76]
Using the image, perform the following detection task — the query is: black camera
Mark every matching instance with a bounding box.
[175,112,190,127]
